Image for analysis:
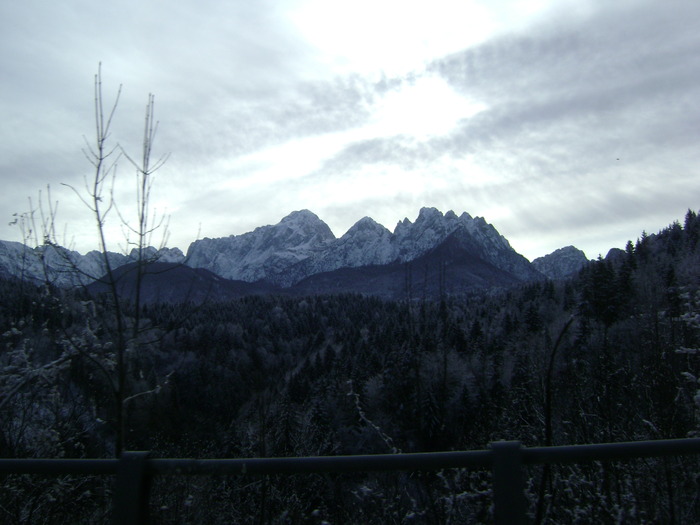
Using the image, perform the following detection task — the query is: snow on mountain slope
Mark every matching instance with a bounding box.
[185,210,336,282]
[274,216,395,287]
[0,240,184,287]
[0,241,126,287]
[394,208,461,260]
[0,208,549,291]
[532,245,589,279]
[186,207,541,286]
[336,216,396,265]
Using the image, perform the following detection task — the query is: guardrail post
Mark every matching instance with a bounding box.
[112,451,151,525]
[491,441,526,525]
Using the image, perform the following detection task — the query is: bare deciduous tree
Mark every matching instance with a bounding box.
[9,64,173,455]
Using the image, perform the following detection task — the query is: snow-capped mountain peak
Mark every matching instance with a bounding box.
[0,241,185,287]
[183,208,538,286]
[395,207,471,261]
[393,216,413,235]
[0,208,548,291]
[334,216,394,264]
[532,245,589,279]
[264,209,335,250]
[186,210,336,282]
[341,216,390,238]
[279,209,331,233]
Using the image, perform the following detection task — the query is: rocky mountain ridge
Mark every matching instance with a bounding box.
[0,208,588,295]
[186,207,542,286]
[0,241,184,287]
[531,245,589,279]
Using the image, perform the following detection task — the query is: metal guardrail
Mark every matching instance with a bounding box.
[2,438,700,524]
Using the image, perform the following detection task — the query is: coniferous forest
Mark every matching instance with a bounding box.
[2,210,700,524]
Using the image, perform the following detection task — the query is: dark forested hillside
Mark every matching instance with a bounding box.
[2,211,700,523]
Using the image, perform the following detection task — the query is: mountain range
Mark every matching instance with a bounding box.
[0,208,590,301]
[0,241,184,288]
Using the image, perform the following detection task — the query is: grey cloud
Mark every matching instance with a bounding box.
[318,136,438,174]
[420,2,700,185]
[297,1,700,187]
[163,73,384,174]
[435,1,700,101]
[171,66,451,173]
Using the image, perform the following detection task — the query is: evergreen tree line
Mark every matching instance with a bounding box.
[1,211,700,523]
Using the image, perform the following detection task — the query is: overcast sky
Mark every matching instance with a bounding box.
[1,0,699,261]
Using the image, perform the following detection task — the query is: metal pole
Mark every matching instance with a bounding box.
[112,451,151,525]
[491,441,527,525]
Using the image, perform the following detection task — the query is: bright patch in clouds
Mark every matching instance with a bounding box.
[217,134,344,192]
[289,0,495,75]
[219,74,485,194]
[368,75,486,138]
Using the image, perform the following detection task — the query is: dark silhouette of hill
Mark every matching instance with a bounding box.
[288,230,535,299]
[86,262,280,304]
